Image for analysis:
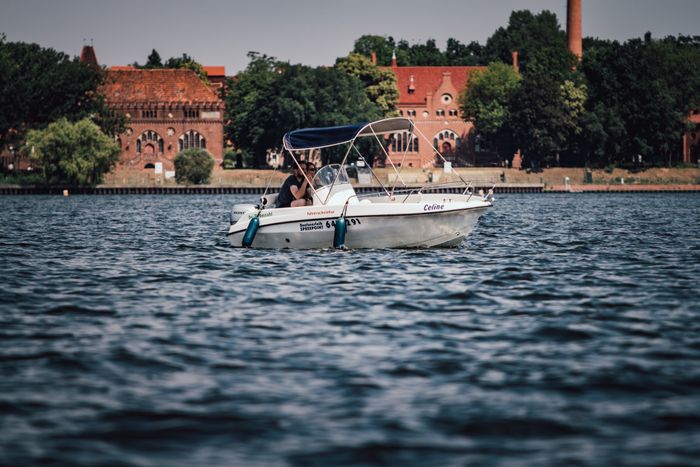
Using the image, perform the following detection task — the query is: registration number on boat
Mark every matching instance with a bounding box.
[326,218,361,228]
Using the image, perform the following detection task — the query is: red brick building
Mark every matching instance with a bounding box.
[81,46,225,173]
[381,55,485,168]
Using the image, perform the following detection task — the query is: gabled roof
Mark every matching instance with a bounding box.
[383,66,486,106]
[102,69,222,105]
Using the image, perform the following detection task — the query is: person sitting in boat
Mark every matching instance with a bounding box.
[277,162,313,208]
[303,163,317,204]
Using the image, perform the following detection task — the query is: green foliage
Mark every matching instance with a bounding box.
[580,34,700,167]
[483,10,572,77]
[352,35,396,66]
[174,148,215,184]
[222,149,236,169]
[0,38,108,148]
[22,118,119,186]
[508,74,582,169]
[133,51,209,84]
[459,62,521,161]
[335,53,399,115]
[222,148,253,169]
[460,62,521,134]
[351,35,485,67]
[224,52,381,167]
[145,49,163,68]
[396,38,446,66]
[445,38,486,66]
[0,171,45,186]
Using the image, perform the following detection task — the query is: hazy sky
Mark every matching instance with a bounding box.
[2,0,698,74]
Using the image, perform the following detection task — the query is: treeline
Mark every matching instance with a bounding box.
[352,11,567,68]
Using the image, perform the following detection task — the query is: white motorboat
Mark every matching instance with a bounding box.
[227,118,493,249]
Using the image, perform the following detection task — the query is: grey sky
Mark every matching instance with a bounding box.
[2,0,698,74]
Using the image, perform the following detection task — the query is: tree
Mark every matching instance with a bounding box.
[508,74,583,169]
[459,62,521,161]
[145,49,163,68]
[352,35,396,66]
[174,148,215,184]
[483,10,572,77]
[133,51,209,84]
[446,38,485,66]
[22,118,119,186]
[335,53,399,115]
[400,38,446,66]
[460,64,518,135]
[0,39,106,150]
[351,35,486,67]
[580,34,700,167]
[224,53,381,167]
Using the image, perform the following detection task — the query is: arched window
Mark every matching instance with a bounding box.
[179,130,207,151]
[433,130,457,151]
[136,130,164,154]
[391,132,419,153]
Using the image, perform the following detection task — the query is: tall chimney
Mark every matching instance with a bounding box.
[567,0,582,59]
[511,50,519,72]
[371,51,377,65]
[391,50,397,67]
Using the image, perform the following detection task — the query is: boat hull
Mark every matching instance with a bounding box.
[227,196,490,249]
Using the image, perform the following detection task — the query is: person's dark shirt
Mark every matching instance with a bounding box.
[277,174,302,208]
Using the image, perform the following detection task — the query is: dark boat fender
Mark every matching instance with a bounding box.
[333,217,347,249]
[242,216,260,247]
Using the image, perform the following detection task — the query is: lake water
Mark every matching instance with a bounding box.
[1,193,699,466]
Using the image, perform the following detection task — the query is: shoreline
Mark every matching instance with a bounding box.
[2,183,700,195]
[2,167,699,195]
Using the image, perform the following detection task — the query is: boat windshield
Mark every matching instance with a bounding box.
[312,164,350,189]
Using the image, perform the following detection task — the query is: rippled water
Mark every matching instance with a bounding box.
[1,193,699,466]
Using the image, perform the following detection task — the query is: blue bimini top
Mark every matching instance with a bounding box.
[283,118,414,151]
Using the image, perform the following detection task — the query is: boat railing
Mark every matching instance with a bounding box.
[354,181,475,203]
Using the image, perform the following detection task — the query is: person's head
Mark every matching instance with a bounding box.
[306,163,316,177]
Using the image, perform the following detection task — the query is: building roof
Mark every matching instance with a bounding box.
[384,66,486,106]
[102,69,222,105]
